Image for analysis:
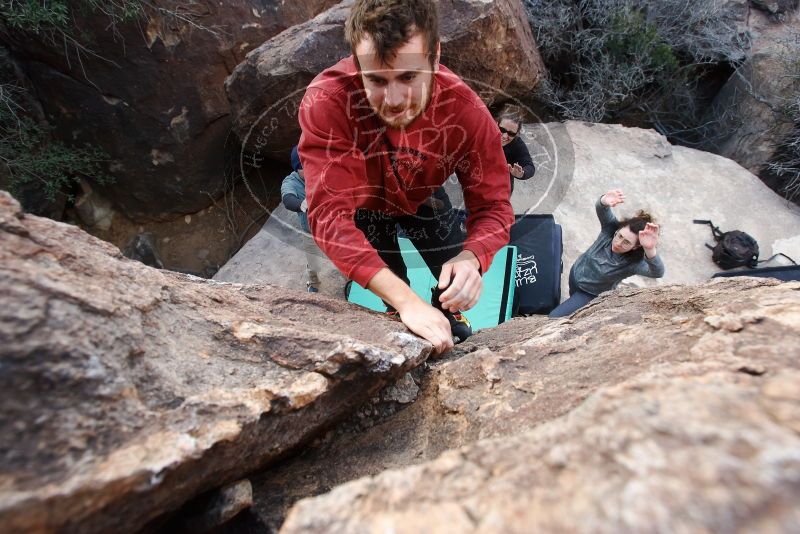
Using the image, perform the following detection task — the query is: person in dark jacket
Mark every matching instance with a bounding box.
[498,115,535,193]
[281,146,323,293]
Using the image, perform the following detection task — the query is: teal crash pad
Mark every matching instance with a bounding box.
[346,238,517,331]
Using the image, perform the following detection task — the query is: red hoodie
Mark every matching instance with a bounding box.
[298,56,513,288]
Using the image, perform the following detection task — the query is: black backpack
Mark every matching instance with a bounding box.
[694,219,795,270]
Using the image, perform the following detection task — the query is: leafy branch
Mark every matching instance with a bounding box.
[0,82,112,203]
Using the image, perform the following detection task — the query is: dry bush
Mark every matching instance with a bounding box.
[523,0,750,144]
[765,28,800,202]
[768,113,800,202]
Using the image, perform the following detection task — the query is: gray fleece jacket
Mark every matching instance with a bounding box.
[571,198,665,295]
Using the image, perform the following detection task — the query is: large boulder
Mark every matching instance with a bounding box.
[225,0,544,160]
[279,277,800,532]
[437,0,543,106]
[0,0,338,221]
[537,121,800,288]
[224,2,354,163]
[0,190,430,533]
[751,0,799,15]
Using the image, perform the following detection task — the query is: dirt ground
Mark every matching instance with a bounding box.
[76,174,281,278]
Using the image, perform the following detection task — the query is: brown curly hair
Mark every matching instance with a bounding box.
[345,0,439,67]
[617,210,657,260]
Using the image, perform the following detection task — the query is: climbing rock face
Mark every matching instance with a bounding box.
[280,277,800,533]
[1,0,338,221]
[225,0,544,159]
[0,191,429,534]
[436,0,544,107]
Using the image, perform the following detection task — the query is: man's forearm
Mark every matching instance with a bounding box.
[366,268,424,312]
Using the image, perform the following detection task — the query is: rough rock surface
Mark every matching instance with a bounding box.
[279,277,800,533]
[0,0,337,221]
[0,190,430,534]
[704,8,799,179]
[216,121,800,296]
[225,0,544,159]
[178,479,254,533]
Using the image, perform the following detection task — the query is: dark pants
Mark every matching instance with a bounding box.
[548,267,597,318]
[354,188,464,291]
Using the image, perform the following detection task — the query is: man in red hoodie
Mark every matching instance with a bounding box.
[298,0,513,354]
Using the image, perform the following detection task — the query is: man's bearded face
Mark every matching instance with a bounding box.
[355,32,438,129]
